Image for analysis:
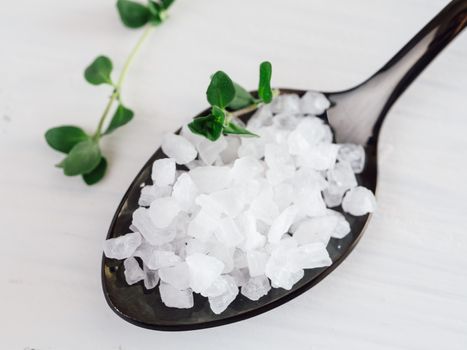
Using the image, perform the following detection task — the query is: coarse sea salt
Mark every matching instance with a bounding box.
[104,91,376,314]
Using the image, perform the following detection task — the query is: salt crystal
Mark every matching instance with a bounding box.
[327,210,351,239]
[247,104,273,130]
[300,91,330,115]
[231,156,264,182]
[143,264,159,289]
[123,257,145,285]
[215,217,244,247]
[185,238,209,255]
[207,243,235,273]
[208,275,238,314]
[273,183,295,211]
[195,194,223,217]
[250,185,280,225]
[237,138,265,159]
[103,232,142,260]
[296,143,339,171]
[268,205,298,243]
[197,136,228,165]
[265,143,294,169]
[266,165,295,185]
[246,250,269,277]
[293,215,338,246]
[342,186,376,216]
[273,113,301,130]
[132,208,176,245]
[220,136,241,164]
[267,263,304,290]
[159,283,194,309]
[293,186,327,217]
[327,161,357,192]
[233,249,248,269]
[172,173,199,212]
[186,253,224,293]
[172,212,190,237]
[138,185,172,207]
[161,133,197,165]
[287,117,331,155]
[293,167,328,191]
[265,239,305,290]
[148,197,181,229]
[322,186,346,208]
[189,166,231,193]
[132,241,155,264]
[231,268,249,287]
[241,275,271,301]
[187,209,219,242]
[236,212,266,251]
[201,275,229,297]
[289,242,332,270]
[135,249,181,270]
[210,189,246,217]
[159,262,190,290]
[338,143,366,174]
[270,94,301,114]
[256,220,270,236]
[151,158,176,187]
[234,179,262,204]
[185,159,205,170]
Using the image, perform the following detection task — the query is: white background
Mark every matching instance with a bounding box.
[1,0,466,349]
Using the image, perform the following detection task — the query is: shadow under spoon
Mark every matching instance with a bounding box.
[102,0,467,331]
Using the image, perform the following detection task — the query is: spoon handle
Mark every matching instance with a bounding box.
[328,0,467,145]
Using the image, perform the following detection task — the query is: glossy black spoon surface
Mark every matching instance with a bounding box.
[102,0,466,331]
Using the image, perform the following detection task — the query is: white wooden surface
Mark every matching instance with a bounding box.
[1,0,466,349]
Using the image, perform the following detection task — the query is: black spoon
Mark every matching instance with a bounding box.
[102,0,467,331]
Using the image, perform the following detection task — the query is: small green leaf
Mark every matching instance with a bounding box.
[60,140,102,176]
[223,122,258,137]
[84,56,113,85]
[188,115,223,141]
[211,105,225,124]
[228,82,255,110]
[82,157,107,185]
[104,105,134,135]
[258,61,273,103]
[45,126,89,153]
[206,71,236,108]
[147,0,162,13]
[117,0,150,28]
[160,0,175,9]
[147,1,163,24]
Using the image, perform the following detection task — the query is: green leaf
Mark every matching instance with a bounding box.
[104,105,134,135]
[228,82,255,110]
[160,0,175,9]
[223,122,258,137]
[258,61,273,103]
[188,115,223,141]
[45,126,89,153]
[60,140,102,176]
[117,0,150,28]
[82,157,107,185]
[84,56,113,85]
[147,0,162,13]
[147,1,163,24]
[206,71,236,108]
[211,105,225,124]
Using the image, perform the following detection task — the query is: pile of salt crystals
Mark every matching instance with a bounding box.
[104,91,376,314]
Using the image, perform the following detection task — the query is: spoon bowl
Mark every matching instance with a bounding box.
[102,0,466,331]
[102,89,377,331]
